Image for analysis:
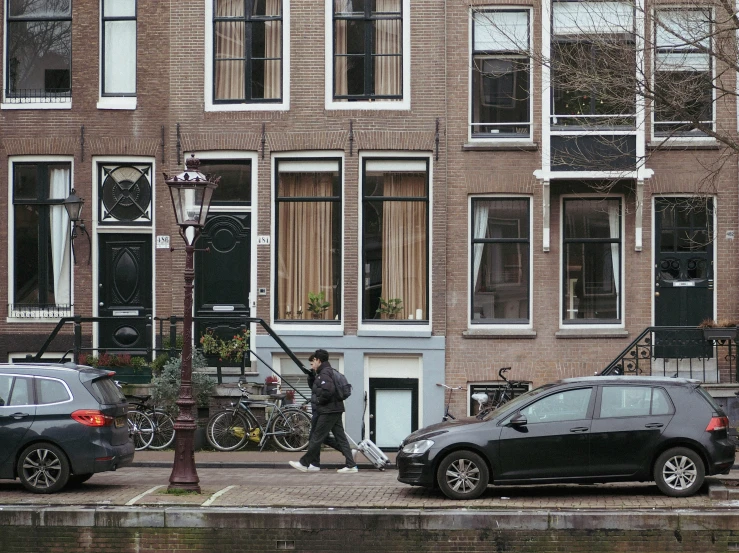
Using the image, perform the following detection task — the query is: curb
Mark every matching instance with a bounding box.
[131,461,396,470]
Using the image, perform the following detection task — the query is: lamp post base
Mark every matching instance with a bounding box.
[168,421,201,493]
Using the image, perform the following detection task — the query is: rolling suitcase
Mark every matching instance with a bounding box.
[347,435,390,471]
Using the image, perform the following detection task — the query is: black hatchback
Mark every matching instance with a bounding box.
[397,376,735,499]
[0,363,134,493]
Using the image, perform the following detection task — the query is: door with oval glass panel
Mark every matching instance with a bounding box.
[654,198,713,358]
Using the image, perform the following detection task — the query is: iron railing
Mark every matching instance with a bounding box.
[600,326,738,384]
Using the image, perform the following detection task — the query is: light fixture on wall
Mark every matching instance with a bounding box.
[63,188,91,264]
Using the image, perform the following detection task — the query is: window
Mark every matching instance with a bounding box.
[654,9,712,136]
[471,198,529,324]
[471,9,530,138]
[275,159,341,322]
[5,0,72,104]
[468,381,529,416]
[11,161,72,317]
[562,198,621,323]
[551,1,635,128]
[332,0,402,102]
[362,159,428,322]
[599,386,673,418]
[36,377,70,404]
[101,0,136,98]
[212,0,283,103]
[99,164,152,224]
[8,376,34,406]
[198,160,252,205]
[520,388,592,423]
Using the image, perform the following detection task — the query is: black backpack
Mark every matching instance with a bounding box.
[331,369,352,401]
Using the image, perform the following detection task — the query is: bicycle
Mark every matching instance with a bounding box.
[437,382,464,422]
[471,367,520,418]
[206,382,312,452]
[126,394,176,450]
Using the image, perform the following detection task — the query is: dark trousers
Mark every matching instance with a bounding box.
[300,412,356,468]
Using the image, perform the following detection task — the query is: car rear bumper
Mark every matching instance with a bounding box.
[92,441,135,473]
[706,440,736,475]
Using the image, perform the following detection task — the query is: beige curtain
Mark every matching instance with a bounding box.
[215,0,244,100]
[381,174,426,320]
[263,0,281,99]
[334,1,348,97]
[374,0,401,96]
[277,174,335,320]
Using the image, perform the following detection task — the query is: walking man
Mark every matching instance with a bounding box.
[289,349,358,473]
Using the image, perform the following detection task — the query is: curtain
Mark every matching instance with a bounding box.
[381,174,426,320]
[472,202,489,290]
[608,202,620,317]
[334,1,348,97]
[263,0,281,99]
[277,174,335,320]
[374,0,401,96]
[49,168,71,305]
[215,0,245,100]
[104,20,136,94]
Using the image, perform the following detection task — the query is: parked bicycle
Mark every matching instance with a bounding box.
[437,382,464,422]
[471,367,521,418]
[206,382,312,452]
[115,382,176,451]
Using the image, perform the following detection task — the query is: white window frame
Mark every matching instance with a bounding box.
[98,0,137,110]
[325,0,411,111]
[468,194,533,329]
[204,0,290,112]
[468,7,533,143]
[7,156,75,322]
[559,193,625,329]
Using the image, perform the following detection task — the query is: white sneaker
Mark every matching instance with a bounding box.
[306,464,320,472]
[337,466,358,474]
[289,461,308,472]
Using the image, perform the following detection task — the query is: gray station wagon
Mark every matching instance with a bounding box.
[0,363,134,493]
[398,376,735,499]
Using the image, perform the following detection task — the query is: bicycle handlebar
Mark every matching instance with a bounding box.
[498,367,511,380]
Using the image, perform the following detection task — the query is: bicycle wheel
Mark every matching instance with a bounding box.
[271,409,311,452]
[147,410,176,450]
[128,410,154,450]
[206,410,253,451]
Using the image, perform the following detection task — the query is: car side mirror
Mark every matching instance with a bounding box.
[509,413,527,426]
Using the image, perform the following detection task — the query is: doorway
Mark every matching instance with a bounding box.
[369,378,418,451]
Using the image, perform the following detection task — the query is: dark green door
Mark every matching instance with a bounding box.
[194,213,251,347]
[654,198,713,357]
[98,234,152,355]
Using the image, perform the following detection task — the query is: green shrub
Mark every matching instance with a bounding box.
[150,350,216,414]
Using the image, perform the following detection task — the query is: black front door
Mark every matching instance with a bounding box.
[98,234,152,355]
[194,213,251,347]
[654,198,713,357]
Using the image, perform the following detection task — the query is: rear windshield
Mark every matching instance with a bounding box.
[87,377,126,405]
[696,386,721,410]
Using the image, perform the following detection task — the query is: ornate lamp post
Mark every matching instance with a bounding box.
[164,154,219,492]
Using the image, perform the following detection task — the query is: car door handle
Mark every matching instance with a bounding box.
[569,427,589,433]
[645,423,664,428]
[10,412,31,419]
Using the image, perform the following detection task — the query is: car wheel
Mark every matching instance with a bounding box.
[436,450,489,500]
[67,473,94,487]
[17,443,70,494]
[654,447,705,497]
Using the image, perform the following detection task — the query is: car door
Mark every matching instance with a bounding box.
[496,387,594,481]
[0,375,36,472]
[589,385,674,477]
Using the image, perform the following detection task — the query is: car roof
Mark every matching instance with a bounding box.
[559,375,700,386]
[0,362,106,375]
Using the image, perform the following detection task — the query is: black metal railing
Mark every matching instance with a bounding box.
[4,88,71,103]
[8,303,72,319]
[601,326,738,384]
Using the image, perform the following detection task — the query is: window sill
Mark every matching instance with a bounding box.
[271,327,345,337]
[2,101,71,110]
[325,99,410,111]
[357,328,432,338]
[463,328,536,339]
[463,141,537,152]
[97,97,137,110]
[556,328,629,339]
[647,138,720,150]
[205,102,289,112]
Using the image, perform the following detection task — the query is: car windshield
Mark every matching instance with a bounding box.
[479,382,559,421]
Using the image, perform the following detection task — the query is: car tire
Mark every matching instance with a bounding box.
[654,447,705,497]
[17,443,70,494]
[436,450,490,500]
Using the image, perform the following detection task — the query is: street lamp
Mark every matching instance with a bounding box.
[63,188,91,264]
[164,154,219,492]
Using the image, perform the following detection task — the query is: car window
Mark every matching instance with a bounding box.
[651,388,673,415]
[0,375,12,406]
[520,388,592,423]
[87,377,126,404]
[36,378,71,405]
[600,386,652,418]
[9,376,34,406]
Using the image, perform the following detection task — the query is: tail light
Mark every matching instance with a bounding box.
[72,410,114,427]
[705,416,729,432]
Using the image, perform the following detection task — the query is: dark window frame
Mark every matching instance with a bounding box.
[101,0,137,97]
[212,0,283,104]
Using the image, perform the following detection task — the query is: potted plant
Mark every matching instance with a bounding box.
[200,328,250,363]
[307,291,330,320]
[78,352,153,384]
[284,389,296,405]
[377,297,404,319]
[699,318,738,341]
[265,375,280,396]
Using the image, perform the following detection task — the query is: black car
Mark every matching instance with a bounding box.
[0,363,134,493]
[397,376,735,499]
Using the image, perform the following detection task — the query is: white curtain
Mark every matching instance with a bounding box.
[608,202,620,317]
[49,168,71,305]
[472,203,489,290]
[104,21,136,94]
[263,0,282,99]
[374,0,401,96]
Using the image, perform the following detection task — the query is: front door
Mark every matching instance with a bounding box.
[369,378,418,450]
[98,234,152,355]
[654,198,713,357]
[194,213,251,348]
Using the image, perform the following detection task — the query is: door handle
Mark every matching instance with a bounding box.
[645,423,664,428]
[99,302,104,307]
[569,427,589,433]
[10,412,30,419]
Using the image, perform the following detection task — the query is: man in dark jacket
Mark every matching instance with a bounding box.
[289,349,357,473]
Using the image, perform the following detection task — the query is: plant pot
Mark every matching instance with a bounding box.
[105,366,153,384]
[265,383,279,395]
[702,327,737,341]
[311,313,322,320]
